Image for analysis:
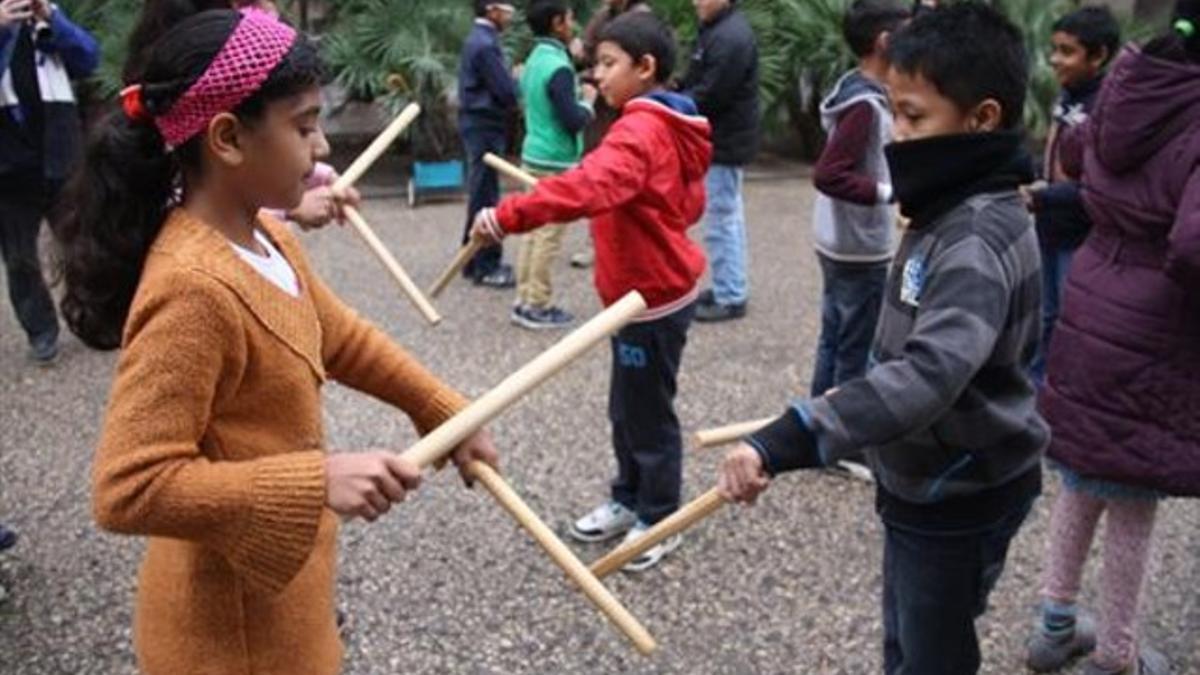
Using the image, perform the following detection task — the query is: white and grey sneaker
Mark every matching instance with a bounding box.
[620,521,682,573]
[569,501,637,543]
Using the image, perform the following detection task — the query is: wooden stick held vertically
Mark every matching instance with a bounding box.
[332,104,442,324]
[427,153,540,298]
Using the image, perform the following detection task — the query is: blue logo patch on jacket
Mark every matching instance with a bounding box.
[900,255,926,307]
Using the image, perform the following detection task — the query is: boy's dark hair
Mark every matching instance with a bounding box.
[596,11,676,82]
[53,10,325,350]
[1052,6,1121,66]
[887,2,1028,130]
[474,0,500,17]
[528,0,569,36]
[844,0,911,58]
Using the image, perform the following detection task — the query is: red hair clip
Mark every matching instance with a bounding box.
[120,85,151,123]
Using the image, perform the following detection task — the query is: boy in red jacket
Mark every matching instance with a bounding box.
[473,11,712,572]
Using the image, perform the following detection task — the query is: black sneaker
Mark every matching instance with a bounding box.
[694,300,746,323]
[474,264,516,289]
[29,334,59,366]
[0,524,17,552]
[511,305,574,330]
[697,289,715,306]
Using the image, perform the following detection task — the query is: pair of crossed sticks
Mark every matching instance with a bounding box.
[341,106,775,655]
[332,105,538,327]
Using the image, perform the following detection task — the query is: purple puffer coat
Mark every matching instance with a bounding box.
[1041,45,1200,496]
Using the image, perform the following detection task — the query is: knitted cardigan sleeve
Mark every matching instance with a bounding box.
[92,270,327,594]
[306,271,468,435]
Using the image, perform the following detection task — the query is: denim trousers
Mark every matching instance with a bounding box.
[1030,243,1074,385]
[0,181,60,346]
[702,164,748,305]
[881,495,1035,675]
[810,254,888,397]
[459,119,506,278]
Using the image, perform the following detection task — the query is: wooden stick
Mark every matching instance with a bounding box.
[691,417,773,450]
[341,206,442,325]
[465,461,657,655]
[333,103,421,192]
[590,487,728,579]
[426,154,537,298]
[482,152,540,188]
[398,291,646,469]
[426,239,483,298]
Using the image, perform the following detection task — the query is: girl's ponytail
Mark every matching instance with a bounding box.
[53,111,178,350]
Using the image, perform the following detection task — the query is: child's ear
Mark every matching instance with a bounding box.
[636,53,658,83]
[875,31,891,55]
[1089,46,1110,71]
[206,112,247,167]
[967,99,1004,133]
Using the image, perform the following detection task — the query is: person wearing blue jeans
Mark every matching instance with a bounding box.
[679,0,759,322]
[1030,244,1073,383]
[810,255,888,397]
[456,2,519,287]
[700,164,749,312]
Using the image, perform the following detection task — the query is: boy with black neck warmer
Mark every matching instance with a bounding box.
[718,4,1046,673]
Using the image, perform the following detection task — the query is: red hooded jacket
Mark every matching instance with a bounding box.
[480,93,712,320]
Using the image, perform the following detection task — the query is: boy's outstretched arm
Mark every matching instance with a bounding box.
[472,121,651,240]
[736,234,1013,481]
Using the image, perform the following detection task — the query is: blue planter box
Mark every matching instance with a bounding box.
[409,159,464,207]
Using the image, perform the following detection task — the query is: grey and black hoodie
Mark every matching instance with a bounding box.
[811,69,895,264]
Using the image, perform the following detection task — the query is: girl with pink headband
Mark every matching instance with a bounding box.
[52,9,500,673]
[123,0,354,230]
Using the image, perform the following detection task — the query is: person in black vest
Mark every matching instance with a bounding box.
[0,0,97,363]
[457,0,519,288]
[680,0,759,322]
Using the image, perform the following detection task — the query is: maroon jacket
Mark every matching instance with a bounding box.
[1041,45,1200,496]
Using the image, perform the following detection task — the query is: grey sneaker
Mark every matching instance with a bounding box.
[1026,615,1096,672]
[620,521,682,573]
[1081,648,1170,675]
[570,501,637,543]
[511,305,574,331]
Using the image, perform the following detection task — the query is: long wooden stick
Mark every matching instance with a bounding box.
[333,103,421,192]
[483,152,539,188]
[465,461,657,654]
[329,104,440,325]
[426,239,483,298]
[398,291,646,469]
[589,488,727,579]
[342,206,441,325]
[691,417,773,450]
[426,153,539,298]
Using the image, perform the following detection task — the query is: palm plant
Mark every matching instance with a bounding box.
[323,0,472,159]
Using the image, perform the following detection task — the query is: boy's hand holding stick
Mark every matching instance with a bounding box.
[427,153,539,298]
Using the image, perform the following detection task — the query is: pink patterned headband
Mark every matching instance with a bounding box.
[142,9,297,148]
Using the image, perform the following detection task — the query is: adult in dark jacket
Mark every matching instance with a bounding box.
[457,0,519,287]
[0,0,97,363]
[680,0,759,321]
[1026,5,1200,673]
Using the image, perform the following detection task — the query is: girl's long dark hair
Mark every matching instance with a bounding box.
[53,10,323,350]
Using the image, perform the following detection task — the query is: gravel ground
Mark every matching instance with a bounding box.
[1,164,1197,674]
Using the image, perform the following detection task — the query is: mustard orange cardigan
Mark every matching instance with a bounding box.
[92,210,468,674]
